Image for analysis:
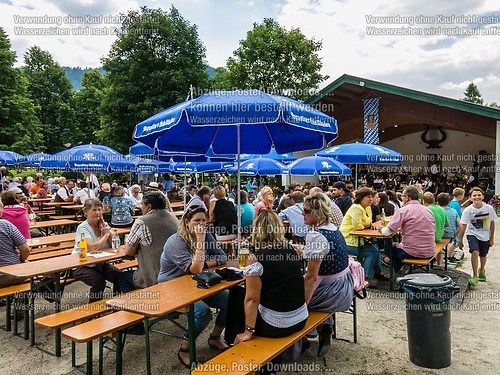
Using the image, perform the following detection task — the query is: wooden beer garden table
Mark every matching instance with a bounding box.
[350,221,397,290]
[0,249,128,354]
[30,219,80,235]
[106,262,243,373]
[27,227,131,248]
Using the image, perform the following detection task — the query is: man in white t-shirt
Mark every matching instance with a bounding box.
[459,187,496,286]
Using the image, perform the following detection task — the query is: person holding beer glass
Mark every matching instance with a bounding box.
[234,210,308,363]
[157,205,229,368]
[340,187,388,285]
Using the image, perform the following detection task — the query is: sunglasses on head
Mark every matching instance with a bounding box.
[303,208,312,214]
[185,204,207,217]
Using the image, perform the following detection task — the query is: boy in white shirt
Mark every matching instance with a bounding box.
[459,187,496,286]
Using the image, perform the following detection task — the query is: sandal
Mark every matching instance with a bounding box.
[208,334,229,351]
[177,347,191,369]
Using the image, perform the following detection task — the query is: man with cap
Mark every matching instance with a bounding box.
[332,181,353,215]
[146,182,173,212]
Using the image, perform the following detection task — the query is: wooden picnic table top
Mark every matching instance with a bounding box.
[30,219,79,229]
[170,201,184,209]
[61,204,83,210]
[29,197,53,202]
[0,248,127,278]
[44,201,77,207]
[106,262,242,317]
[27,227,131,248]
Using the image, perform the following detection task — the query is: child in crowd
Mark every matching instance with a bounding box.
[459,187,496,286]
[437,193,461,267]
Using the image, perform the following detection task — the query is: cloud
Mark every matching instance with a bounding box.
[276,0,500,102]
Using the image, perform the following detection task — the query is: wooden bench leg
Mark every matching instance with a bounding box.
[144,317,152,375]
[86,341,93,375]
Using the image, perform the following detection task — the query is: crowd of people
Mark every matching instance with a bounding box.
[0,167,497,370]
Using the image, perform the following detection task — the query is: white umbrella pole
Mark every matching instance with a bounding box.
[237,124,241,256]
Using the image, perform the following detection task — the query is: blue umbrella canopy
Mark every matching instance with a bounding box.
[317,142,402,164]
[0,150,23,165]
[228,158,287,176]
[240,147,296,164]
[133,90,338,155]
[129,142,235,163]
[40,144,126,173]
[170,161,230,174]
[286,155,351,176]
[19,152,52,166]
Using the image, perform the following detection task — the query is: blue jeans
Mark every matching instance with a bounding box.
[347,243,382,279]
[184,290,229,339]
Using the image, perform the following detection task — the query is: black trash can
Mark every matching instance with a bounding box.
[397,273,460,369]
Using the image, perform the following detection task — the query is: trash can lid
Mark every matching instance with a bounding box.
[397,273,453,287]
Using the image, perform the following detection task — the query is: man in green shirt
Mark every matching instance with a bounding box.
[423,192,449,243]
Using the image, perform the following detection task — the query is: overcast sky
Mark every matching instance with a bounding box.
[1,0,500,103]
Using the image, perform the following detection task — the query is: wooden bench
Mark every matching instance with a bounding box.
[402,238,450,273]
[0,283,31,333]
[36,298,114,358]
[113,259,139,271]
[192,311,332,375]
[62,310,144,374]
[29,242,75,254]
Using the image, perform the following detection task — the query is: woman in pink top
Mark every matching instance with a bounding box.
[254,186,274,219]
[1,190,30,239]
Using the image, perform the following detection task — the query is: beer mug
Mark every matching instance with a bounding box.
[239,248,250,269]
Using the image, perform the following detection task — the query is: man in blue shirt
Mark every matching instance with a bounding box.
[278,191,309,243]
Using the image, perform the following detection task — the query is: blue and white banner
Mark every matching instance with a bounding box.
[363,97,380,144]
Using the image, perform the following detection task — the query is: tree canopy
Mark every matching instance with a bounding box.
[462,82,484,105]
[23,46,75,153]
[218,18,327,101]
[98,6,208,153]
[0,27,43,154]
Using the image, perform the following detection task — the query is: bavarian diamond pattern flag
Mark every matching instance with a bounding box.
[363,97,380,144]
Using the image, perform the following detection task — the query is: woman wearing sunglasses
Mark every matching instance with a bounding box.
[158,205,228,368]
[301,193,354,358]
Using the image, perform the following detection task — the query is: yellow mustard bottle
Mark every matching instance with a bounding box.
[79,233,88,262]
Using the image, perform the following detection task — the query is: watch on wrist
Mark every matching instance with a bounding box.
[245,325,255,333]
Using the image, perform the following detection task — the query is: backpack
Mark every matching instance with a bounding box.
[348,256,367,299]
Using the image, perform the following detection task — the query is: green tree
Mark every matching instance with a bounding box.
[23,46,75,153]
[462,82,484,105]
[98,6,208,152]
[224,18,327,101]
[489,102,500,109]
[0,28,43,153]
[72,69,106,145]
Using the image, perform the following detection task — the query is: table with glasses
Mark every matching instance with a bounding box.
[106,265,243,373]
[350,225,397,290]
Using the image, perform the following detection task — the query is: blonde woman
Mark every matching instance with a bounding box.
[234,210,307,362]
[254,186,274,219]
[302,193,354,357]
[157,205,228,368]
